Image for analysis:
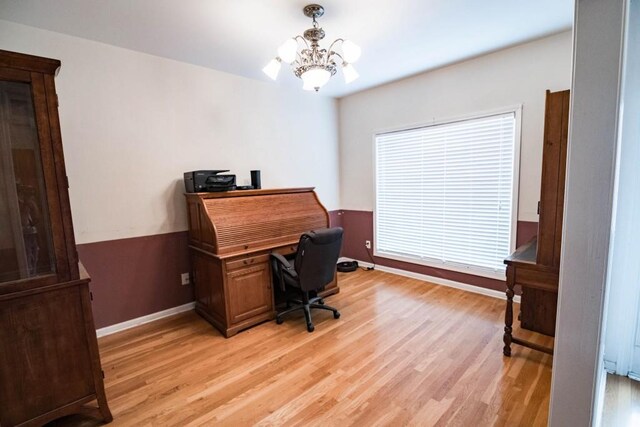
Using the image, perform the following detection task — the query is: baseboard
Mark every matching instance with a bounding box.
[97,261,517,338]
[629,372,640,382]
[602,360,640,380]
[341,257,521,303]
[603,359,616,374]
[96,302,195,338]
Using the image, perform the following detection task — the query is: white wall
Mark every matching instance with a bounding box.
[0,19,340,244]
[549,0,627,425]
[338,31,573,222]
[603,0,640,378]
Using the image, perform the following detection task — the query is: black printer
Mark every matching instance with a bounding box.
[184,170,236,193]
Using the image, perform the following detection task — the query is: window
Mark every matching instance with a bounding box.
[374,109,520,279]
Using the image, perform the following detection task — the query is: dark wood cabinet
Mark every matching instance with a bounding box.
[503,89,570,356]
[0,50,111,426]
[186,188,339,337]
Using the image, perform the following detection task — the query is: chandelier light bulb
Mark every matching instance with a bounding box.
[301,68,331,91]
[262,58,282,80]
[277,39,298,64]
[263,5,362,91]
[341,40,361,63]
[342,63,359,84]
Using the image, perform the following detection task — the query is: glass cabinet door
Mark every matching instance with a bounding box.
[0,81,56,283]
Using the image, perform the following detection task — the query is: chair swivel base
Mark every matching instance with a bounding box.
[276,296,340,332]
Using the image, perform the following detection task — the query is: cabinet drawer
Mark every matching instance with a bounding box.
[226,254,270,271]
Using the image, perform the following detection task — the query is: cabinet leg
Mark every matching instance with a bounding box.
[503,269,515,357]
[97,389,113,423]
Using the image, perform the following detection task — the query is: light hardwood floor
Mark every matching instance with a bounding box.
[602,374,640,427]
[50,269,553,426]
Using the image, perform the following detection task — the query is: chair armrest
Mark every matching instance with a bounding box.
[270,253,297,277]
[270,253,297,292]
[271,253,293,268]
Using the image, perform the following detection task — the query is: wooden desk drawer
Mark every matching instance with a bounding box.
[272,245,298,256]
[226,254,270,271]
[514,268,559,292]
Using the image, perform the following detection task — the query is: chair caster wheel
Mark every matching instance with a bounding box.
[307,324,315,332]
[333,311,341,319]
[276,317,283,325]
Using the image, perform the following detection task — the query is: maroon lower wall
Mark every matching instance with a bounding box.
[77,231,194,329]
[339,209,537,293]
[79,209,526,329]
[80,211,344,329]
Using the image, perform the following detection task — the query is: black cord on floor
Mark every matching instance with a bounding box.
[361,245,376,271]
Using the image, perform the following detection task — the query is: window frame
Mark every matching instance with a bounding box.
[372,105,523,280]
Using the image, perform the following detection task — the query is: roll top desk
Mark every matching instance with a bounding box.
[185,187,339,337]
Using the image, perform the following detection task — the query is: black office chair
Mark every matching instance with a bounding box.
[270,227,343,332]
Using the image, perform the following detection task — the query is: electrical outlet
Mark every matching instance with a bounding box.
[181,272,190,286]
[365,240,371,249]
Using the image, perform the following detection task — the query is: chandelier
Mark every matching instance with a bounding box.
[262,4,361,92]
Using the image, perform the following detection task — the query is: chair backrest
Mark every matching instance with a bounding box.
[294,227,343,292]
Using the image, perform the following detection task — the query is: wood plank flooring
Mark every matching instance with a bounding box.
[50,269,553,426]
[602,374,640,426]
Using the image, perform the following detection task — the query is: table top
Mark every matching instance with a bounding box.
[504,237,537,266]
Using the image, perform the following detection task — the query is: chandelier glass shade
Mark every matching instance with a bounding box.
[262,4,361,92]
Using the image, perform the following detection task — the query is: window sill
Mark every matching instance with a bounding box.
[374,251,507,281]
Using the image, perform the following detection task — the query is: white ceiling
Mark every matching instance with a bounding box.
[0,0,573,98]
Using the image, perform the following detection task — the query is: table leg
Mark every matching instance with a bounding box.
[503,266,515,357]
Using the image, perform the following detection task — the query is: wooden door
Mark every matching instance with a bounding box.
[226,262,273,324]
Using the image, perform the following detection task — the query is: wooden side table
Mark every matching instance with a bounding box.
[503,237,557,356]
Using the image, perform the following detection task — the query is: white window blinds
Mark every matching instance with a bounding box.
[375,111,518,277]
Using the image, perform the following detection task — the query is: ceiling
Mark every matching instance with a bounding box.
[0,0,573,98]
